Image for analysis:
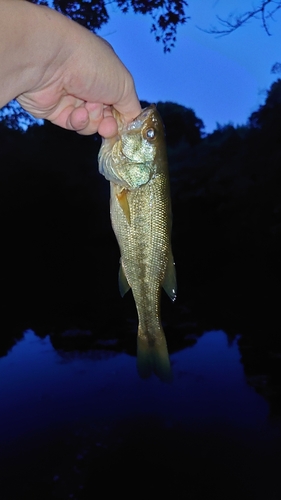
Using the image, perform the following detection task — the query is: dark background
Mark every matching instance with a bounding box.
[1,86,281,415]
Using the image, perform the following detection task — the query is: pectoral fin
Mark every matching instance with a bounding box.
[116,189,130,224]
[118,263,131,297]
[162,251,177,302]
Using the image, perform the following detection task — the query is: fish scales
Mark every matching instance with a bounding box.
[98,104,176,381]
[112,174,169,321]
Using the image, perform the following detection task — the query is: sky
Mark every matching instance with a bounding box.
[99,0,281,133]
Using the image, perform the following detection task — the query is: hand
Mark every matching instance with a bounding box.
[17,29,141,137]
[1,1,141,137]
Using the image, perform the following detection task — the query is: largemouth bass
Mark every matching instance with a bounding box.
[98,104,176,381]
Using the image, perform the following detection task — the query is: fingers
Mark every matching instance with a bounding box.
[45,98,139,137]
[68,103,118,137]
[48,101,100,135]
[113,78,142,124]
[72,102,139,137]
[74,104,118,137]
[67,102,103,135]
[66,105,89,130]
[115,98,142,124]
[97,115,118,138]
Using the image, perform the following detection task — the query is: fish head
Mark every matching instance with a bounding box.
[98,104,167,189]
[121,104,165,163]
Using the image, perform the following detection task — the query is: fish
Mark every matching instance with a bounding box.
[98,104,176,382]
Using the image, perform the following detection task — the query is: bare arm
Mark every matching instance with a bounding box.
[0,0,141,136]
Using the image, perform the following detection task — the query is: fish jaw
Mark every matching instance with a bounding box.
[98,104,167,190]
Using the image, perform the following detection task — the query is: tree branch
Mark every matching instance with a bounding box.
[202,0,281,37]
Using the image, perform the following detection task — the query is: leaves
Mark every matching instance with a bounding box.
[28,0,189,52]
[271,62,281,74]
[0,100,42,130]
[51,0,109,31]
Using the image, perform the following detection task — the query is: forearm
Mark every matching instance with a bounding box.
[0,0,67,107]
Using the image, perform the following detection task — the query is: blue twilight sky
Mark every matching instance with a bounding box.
[99,0,281,133]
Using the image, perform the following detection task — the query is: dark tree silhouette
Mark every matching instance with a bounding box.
[2,1,281,129]
[29,0,189,52]
[155,101,204,146]
[271,62,281,74]
[205,0,281,36]
[248,79,281,131]
[247,78,281,147]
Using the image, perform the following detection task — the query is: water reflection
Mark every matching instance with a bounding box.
[0,329,280,499]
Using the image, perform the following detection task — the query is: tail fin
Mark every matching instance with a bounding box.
[137,329,172,383]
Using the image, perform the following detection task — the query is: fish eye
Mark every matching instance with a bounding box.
[146,128,156,140]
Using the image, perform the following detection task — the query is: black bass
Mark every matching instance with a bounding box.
[98,104,176,381]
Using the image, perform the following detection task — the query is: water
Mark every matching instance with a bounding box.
[0,329,280,499]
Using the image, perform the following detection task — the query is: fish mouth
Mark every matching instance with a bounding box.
[127,104,156,132]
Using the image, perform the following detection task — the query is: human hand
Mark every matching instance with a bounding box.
[1,1,141,137]
[17,26,141,137]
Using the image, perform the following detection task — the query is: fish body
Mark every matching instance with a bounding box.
[98,105,176,381]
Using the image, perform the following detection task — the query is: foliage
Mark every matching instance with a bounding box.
[271,62,281,74]
[140,100,204,146]
[29,0,189,51]
[156,101,204,146]
[0,100,43,130]
[115,0,189,52]
[248,79,281,141]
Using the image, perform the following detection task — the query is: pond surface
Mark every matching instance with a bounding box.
[0,328,280,499]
